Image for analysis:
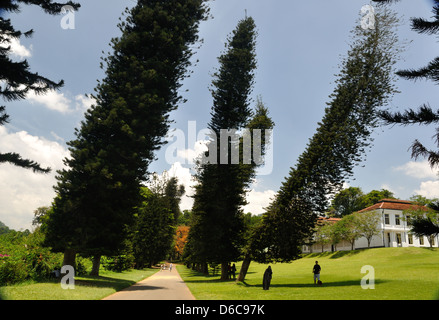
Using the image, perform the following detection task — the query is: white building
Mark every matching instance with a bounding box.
[303,198,439,253]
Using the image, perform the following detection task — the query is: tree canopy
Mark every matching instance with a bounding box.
[42,0,209,273]
[240,6,402,274]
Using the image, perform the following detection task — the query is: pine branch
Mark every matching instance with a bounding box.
[411,17,439,35]
[0,152,51,173]
[372,0,401,3]
[0,106,9,126]
[411,139,439,169]
[379,104,439,125]
[2,1,80,14]
[396,57,439,83]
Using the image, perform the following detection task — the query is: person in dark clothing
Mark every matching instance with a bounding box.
[231,263,237,280]
[263,266,272,290]
[313,261,321,284]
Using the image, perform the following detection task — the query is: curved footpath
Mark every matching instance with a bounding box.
[102,265,195,300]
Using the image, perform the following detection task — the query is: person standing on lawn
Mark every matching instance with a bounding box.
[263,266,273,290]
[313,261,321,284]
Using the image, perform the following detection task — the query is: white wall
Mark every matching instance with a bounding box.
[303,208,439,253]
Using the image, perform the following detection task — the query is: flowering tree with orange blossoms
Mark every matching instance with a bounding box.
[174,226,189,260]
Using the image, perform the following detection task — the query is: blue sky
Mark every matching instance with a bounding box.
[1,0,439,230]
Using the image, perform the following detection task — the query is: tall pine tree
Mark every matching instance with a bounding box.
[238,5,402,281]
[187,17,274,280]
[42,0,209,274]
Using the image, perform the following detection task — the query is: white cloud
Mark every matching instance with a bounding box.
[414,180,439,199]
[25,91,95,115]
[176,140,208,164]
[26,90,71,114]
[394,160,438,180]
[243,189,276,215]
[5,37,32,59]
[50,131,65,142]
[75,94,95,113]
[0,127,68,230]
[157,161,276,216]
[167,162,197,211]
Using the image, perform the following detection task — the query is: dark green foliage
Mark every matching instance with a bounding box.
[43,0,209,268]
[329,187,366,217]
[246,7,401,265]
[163,176,185,222]
[131,188,175,269]
[410,216,439,244]
[0,229,63,286]
[407,200,439,247]
[0,221,9,236]
[102,254,135,272]
[329,187,395,217]
[208,17,257,133]
[0,0,79,173]
[186,18,274,279]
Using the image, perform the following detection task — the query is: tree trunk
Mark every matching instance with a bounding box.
[202,262,209,275]
[220,262,229,281]
[63,248,76,268]
[90,255,101,276]
[237,254,251,282]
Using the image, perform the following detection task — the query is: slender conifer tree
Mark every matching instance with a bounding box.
[43,0,209,274]
[238,6,402,281]
[187,17,274,280]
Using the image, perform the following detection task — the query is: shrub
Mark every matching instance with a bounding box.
[102,254,135,272]
[0,256,27,285]
[0,229,63,285]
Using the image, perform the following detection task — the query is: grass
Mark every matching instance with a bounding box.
[177,247,439,300]
[0,268,159,300]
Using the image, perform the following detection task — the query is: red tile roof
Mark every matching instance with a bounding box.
[357,198,428,213]
[316,216,341,224]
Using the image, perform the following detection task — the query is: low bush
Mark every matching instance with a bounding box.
[102,254,135,272]
[0,229,63,286]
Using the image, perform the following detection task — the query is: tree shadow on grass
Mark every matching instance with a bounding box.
[73,275,138,292]
[305,249,364,259]
[240,279,388,289]
[182,268,248,284]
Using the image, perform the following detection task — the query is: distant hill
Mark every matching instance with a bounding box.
[0,221,10,235]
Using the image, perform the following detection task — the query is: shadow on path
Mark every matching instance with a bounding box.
[102,266,195,300]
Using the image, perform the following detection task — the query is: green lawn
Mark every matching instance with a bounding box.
[0,268,159,300]
[177,247,439,300]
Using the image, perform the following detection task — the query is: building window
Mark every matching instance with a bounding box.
[387,233,391,246]
[384,214,390,225]
[408,234,413,245]
[431,237,435,246]
[419,236,424,245]
[395,214,400,225]
[406,215,412,226]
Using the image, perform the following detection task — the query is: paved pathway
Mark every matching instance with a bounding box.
[102,265,195,300]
